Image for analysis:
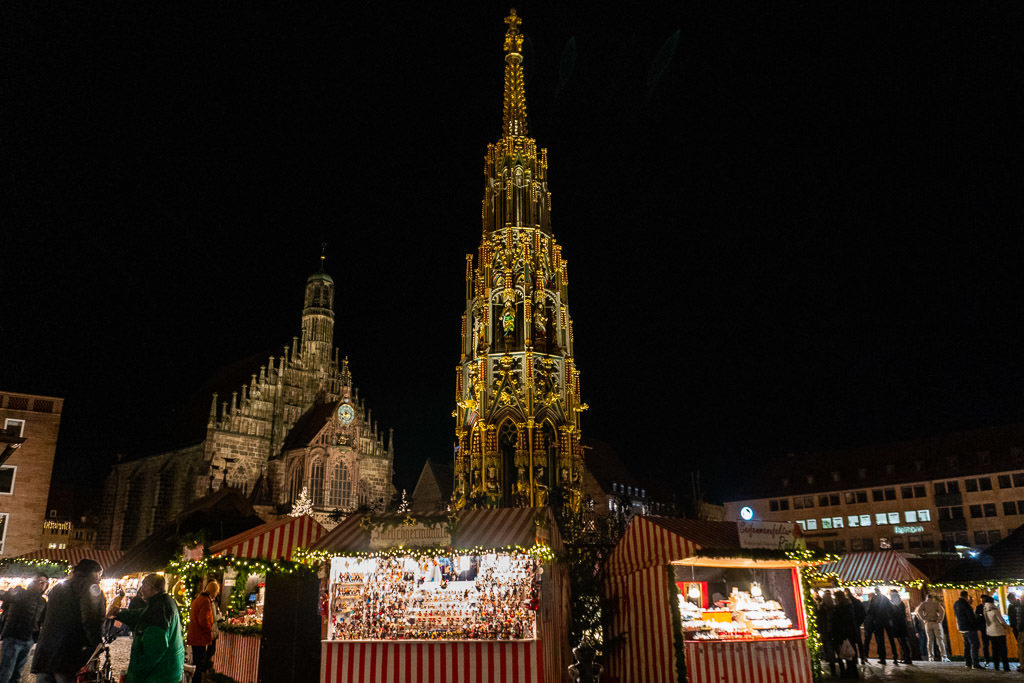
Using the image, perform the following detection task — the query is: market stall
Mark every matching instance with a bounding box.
[11,548,127,597]
[311,507,568,683]
[182,513,328,683]
[604,517,820,683]
[811,550,931,659]
[933,524,1024,659]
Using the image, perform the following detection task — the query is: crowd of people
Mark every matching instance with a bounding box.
[815,587,1024,678]
[0,559,223,683]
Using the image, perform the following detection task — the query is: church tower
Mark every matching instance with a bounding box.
[453,10,586,510]
[300,251,335,372]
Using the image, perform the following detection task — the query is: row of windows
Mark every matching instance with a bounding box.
[820,534,937,553]
[935,473,1024,495]
[796,509,932,531]
[941,530,1003,547]
[768,473,1024,512]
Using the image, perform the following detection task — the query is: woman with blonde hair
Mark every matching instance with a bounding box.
[186,580,220,681]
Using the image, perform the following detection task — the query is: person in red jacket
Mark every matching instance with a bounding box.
[186,581,220,682]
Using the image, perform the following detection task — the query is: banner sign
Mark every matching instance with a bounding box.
[369,523,452,550]
[737,521,800,549]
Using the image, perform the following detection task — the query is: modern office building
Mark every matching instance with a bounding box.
[723,423,1024,553]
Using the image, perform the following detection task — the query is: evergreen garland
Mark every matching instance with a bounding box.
[667,564,688,683]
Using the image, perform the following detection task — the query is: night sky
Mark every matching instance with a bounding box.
[5,2,1024,507]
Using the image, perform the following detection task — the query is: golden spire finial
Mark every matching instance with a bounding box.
[503,9,523,54]
[501,9,528,138]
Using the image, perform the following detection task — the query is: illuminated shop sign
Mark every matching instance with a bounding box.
[894,525,924,535]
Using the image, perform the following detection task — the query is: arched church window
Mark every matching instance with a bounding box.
[542,421,558,490]
[309,459,325,507]
[329,461,352,509]
[499,420,518,504]
[288,465,303,504]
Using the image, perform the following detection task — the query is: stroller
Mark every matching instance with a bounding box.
[76,633,196,683]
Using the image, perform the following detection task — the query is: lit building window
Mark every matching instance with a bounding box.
[918,509,931,522]
[905,510,918,523]
[876,513,888,526]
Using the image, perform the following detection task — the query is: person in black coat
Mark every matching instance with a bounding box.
[887,589,914,665]
[954,591,982,669]
[866,587,894,665]
[31,559,106,683]
[834,591,860,678]
[845,588,868,664]
[0,573,48,683]
[976,593,992,667]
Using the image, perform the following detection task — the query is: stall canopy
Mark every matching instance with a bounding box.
[605,517,740,577]
[105,487,266,577]
[936,524,1024,586]
[18,547,123,570]
[604,516,811,683]
[208,514,326,561]
[814,550,928,585]
[311,506,562,554]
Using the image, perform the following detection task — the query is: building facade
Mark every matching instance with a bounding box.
[452,11,586,510]
[0,391,63,557]
[98,262,394,550]
[723,423,1024,554]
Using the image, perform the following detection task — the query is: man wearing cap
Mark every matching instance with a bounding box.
[31,558,106,683]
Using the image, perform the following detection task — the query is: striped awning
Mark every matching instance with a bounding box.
[605,517,741,576]
[208,514,326,561]
[312,507,559,554]
[18,548,123,570]
[815,551,928,584]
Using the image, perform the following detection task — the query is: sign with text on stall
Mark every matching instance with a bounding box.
[369,522,452,550]
[737,521,804,550]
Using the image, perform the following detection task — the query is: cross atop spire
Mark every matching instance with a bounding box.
[320,242,327,272]
[501,9,528,138]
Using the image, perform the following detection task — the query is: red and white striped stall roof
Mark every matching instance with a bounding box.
[208,514,325,561]
[815,550,928,584]
[605,517,739,577]
[18,548,123,570]
[312,507,558,554]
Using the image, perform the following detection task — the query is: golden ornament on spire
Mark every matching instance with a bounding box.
[503,9,523,54]
[502,9,528,138]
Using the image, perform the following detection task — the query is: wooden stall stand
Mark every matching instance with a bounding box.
[933,525,1024,661]
[314,507,569,683]
[206,514,326,683]
[604,517,816,683]
[812,550,929,659]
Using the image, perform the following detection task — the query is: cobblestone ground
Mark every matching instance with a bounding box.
[19,636,133,682]
[828,660,1024,681]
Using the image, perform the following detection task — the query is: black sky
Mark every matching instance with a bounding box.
[4,2,1024,505]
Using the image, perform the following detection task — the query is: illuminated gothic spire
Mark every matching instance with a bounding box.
[502,9,528,138]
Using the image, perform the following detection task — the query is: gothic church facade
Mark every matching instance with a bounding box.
[98,262,394,550]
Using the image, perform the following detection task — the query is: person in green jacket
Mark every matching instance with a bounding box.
[112,573,185,683]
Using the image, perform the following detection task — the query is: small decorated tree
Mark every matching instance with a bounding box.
[290,486,314,517]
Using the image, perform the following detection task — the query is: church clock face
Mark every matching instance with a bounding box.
[337,404,355,425]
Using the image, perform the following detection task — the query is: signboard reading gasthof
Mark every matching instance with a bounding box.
[737,521,802,550]
[369,523,452,550]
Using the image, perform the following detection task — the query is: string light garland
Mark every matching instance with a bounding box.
[295,542,556,565]
[931,579,1024,591]
[0,558,71,574]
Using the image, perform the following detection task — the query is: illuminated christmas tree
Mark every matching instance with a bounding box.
[290,486,314,517]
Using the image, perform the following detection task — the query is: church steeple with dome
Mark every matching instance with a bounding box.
[453,10,587,510]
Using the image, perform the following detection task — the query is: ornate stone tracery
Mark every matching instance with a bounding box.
[453,12,586,511]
